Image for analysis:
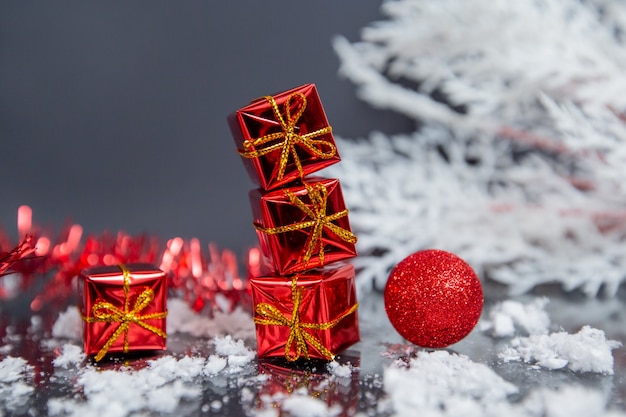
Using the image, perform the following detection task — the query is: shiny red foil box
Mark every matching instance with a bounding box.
[256,356,361,417]
[251,263,360,361]
[228,83,341,190]
[250,177,357,276]
[78,263,167,360]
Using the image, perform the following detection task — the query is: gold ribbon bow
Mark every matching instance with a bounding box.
[254,275,358,361]
[256,182,357,269]
[82,264,167,362]
[238,92,336,182]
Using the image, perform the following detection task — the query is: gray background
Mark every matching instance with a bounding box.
[0,2,414,253]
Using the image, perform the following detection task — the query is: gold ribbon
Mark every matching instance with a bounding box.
[238,92,336,182]
[82,264,167,362]
[254,275,358,361]
[256,182,357,268]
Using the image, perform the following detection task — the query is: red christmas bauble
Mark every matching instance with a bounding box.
[384,249,483,348]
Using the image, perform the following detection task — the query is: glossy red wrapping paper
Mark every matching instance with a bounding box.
[78,263,167,359]
[228,83,341,190]
[250,263,360,361]
[250,177,357,276]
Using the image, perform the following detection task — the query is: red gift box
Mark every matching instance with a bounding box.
[229,83,341,190]
[78,263,167,362]
[250,177,357,275]
[251,263,360,361]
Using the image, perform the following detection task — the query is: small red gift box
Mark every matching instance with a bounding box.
[251,263,360,361]
[228,83,341,190]
[78,263,167,362]
[250,177,357,275]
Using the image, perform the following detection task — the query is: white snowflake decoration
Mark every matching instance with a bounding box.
[331,0,626,296]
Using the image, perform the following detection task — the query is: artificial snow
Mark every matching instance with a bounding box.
[148,355,206,382]
[380,351,626,417]
[248,386,343,417]
[326,360,355,378]
[203,354,227,376]
[29,314,43,333]
[481,298,551,337]
[43,332,256,417]
[48,357,201,417]
[52,343,85,368]
[0,357,34,414]
[525,385,615,417]
[48,356,203,417]
[37,297,624,417]
[500,325,621,374]
[508,384,626,417]
[380,350,518,416]
[213,334,256,372]
[282,393,341,417]
[0,356,33,384]
[213,334,252,356]
[166,298,255,340]
[6,289,626,417]
[51,305,83,341]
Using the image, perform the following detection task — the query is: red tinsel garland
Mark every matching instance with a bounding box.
[0,206,252,313]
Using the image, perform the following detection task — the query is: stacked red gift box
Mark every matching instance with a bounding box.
[229,84,360,362]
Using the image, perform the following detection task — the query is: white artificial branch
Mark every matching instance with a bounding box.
[331,0,626,296]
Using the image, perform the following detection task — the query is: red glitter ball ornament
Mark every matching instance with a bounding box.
[384,249,483,348]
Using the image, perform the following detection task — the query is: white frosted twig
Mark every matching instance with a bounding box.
[333,0,626,296]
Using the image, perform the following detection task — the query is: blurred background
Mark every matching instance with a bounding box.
[0,1,413,253]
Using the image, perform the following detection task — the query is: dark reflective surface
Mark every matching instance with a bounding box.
[0,281,624,416]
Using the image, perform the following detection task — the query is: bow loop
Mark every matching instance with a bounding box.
[91,301,124,322]
[132,287,155,313]
[283,92,307,130]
